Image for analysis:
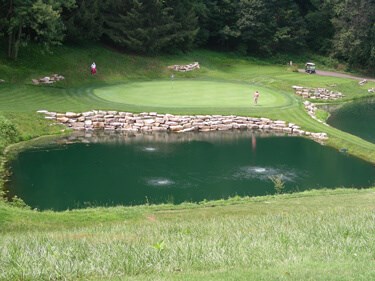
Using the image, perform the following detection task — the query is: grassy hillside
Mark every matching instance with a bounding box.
[1,188,375,281]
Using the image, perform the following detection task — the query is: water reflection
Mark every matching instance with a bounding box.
[252,134,257,152]
[6,130,375,210]
[326,97,375,143]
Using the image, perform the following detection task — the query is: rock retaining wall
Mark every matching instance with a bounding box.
[38,110,328,141]
[292,86,344,100]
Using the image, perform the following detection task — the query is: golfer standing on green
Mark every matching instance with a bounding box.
[253,90,260,104]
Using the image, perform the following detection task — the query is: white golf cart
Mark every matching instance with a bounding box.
[305,62,316,74]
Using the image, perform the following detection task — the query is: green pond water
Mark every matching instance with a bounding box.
[327,97,375,143]
[6,131,375,211]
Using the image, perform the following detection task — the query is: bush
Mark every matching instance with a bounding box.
[0,115,19,145]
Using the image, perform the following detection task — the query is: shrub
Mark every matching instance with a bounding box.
[0,115,19,147]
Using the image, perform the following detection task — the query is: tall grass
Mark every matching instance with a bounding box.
[0,189,374,280]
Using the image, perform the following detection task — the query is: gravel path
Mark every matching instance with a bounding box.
[298,69,375,82]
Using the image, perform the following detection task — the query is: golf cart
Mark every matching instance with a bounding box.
[305,62,316,74]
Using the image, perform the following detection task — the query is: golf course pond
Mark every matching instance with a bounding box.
[326,97,375,143]
[5,131,375,211]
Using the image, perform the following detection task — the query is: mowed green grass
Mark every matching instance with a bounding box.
[94,80,291,109]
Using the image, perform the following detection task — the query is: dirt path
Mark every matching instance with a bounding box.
[298,69,375,82]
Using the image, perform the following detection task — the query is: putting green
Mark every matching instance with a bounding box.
[93,80,292,109]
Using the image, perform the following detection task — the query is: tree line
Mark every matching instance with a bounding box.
[0,0,374,71]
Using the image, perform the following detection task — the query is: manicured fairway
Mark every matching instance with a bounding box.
[94,80,292,109]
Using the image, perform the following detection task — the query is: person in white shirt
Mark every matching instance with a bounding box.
[91,62,97,74]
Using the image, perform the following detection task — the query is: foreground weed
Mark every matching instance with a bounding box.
[269,174,285,194]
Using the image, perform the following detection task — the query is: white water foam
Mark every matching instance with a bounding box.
[233,166,301,182]
[143,147,157,152]
[147,178,175,187]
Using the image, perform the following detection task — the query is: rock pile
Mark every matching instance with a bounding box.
[0,79,5,83]
[38,110,328,141]
[292,86,344,100]
[32,74,65,85]
[368,88,374,93]
[167,62,200,72]
[359,79,367,85]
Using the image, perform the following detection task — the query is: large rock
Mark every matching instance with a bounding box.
[39,77,50,82]
[152,126,168,132]
[56,117,69,123]
[93,122,105,129]
[169,125,184,132]
[71,122,85,130]
[66,112,80,118]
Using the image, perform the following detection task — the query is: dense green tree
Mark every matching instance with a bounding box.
[294,0,316,15]
[164,0,199,52]
[63,0,103,42]
[189,0,209,46]
[0,0,374,72]
[236,0,274,54]
[330,0,375,70]
[304,0,334,53]
[0,2,6,36]
[0,0,75,60]
[102,0,198,54]
[237,0,307,54]
[267,0,307,52]
[196,0,240,50]
[100,0,131,45]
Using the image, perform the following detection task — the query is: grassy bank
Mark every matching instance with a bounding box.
[1,188,374,280]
